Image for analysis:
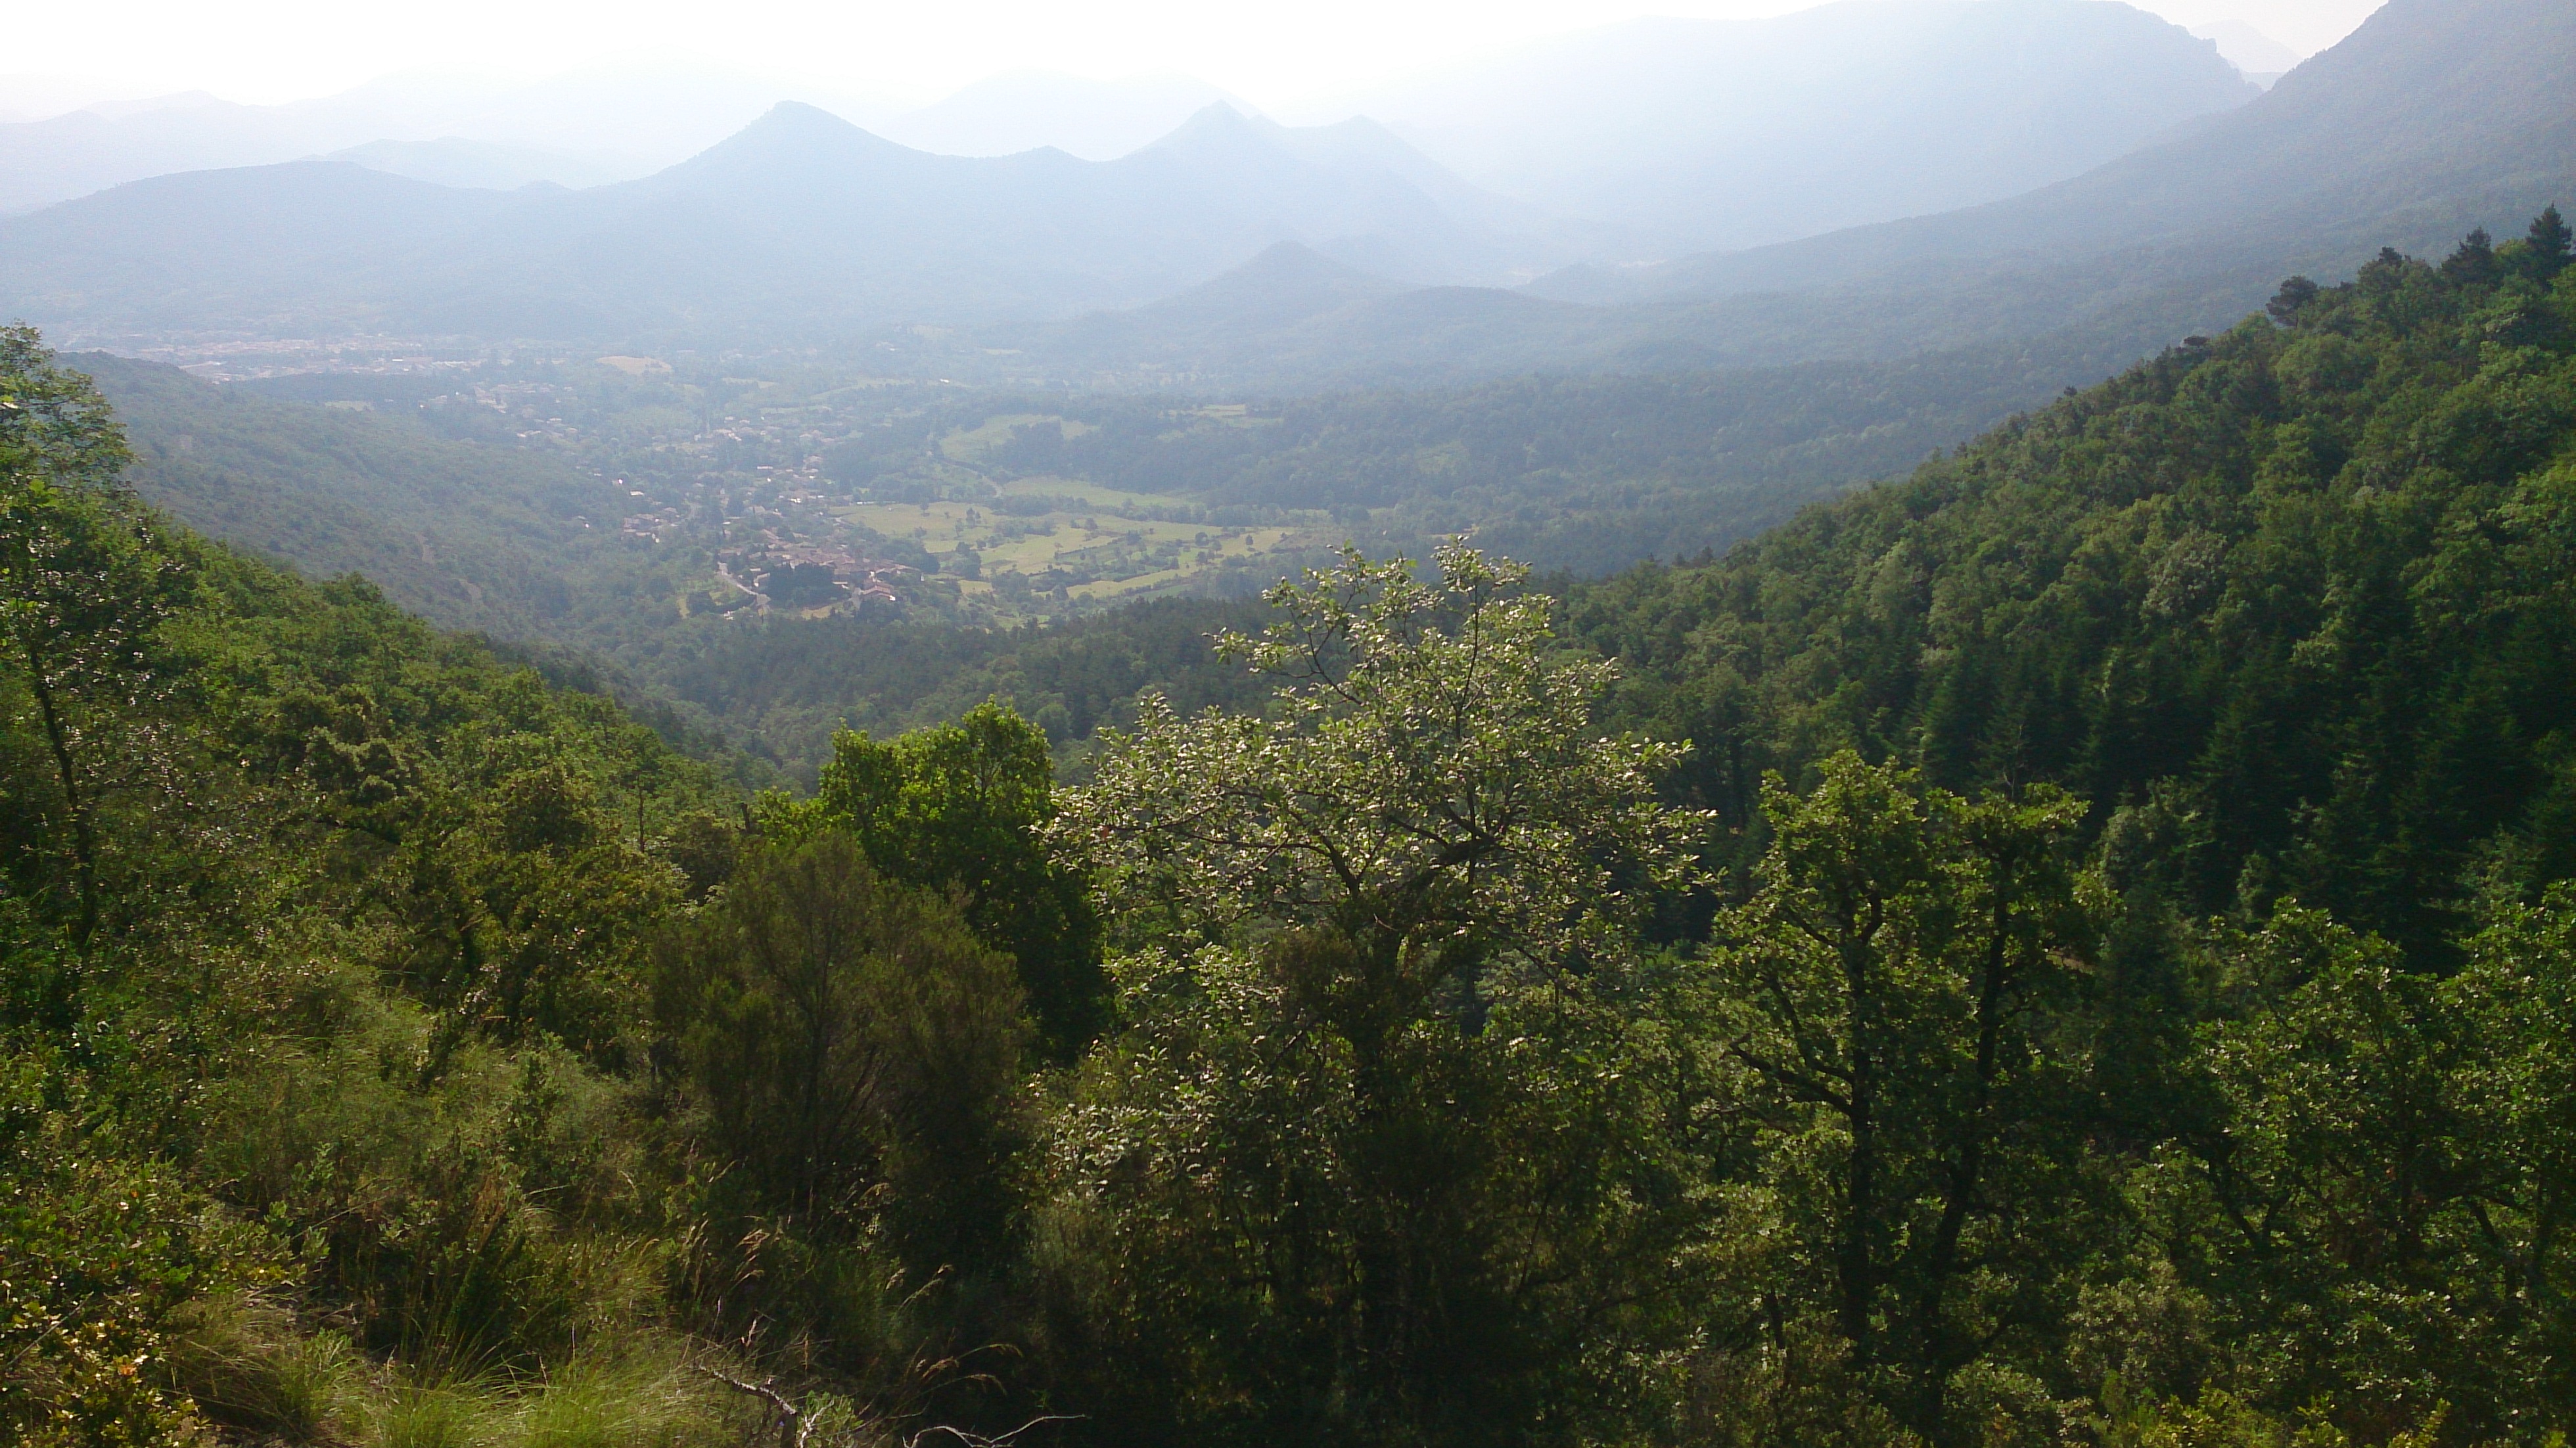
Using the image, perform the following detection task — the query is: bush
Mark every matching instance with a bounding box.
[0,1058,285,1447]
[654,832,1034,1290]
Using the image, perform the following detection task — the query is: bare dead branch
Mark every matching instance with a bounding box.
[906,1414,1082,1448]
[697,1364,817,1448]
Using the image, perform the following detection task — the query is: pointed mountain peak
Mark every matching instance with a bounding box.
[1139,101,1274,156]
[738,100,871,139]
[655,99,919,184]
[1174,100,1260,132]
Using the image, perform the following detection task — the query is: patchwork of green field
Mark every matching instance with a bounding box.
[836,492,1309,601]
[676,576,758,618]
[837,497,975,543]
[821,412,1329,616]
[994,474,1180,512]
[954,551,1288,604]
[940,413,1095,462]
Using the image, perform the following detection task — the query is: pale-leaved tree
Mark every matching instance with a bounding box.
[1057,541,1708,981]
[1041,545,1722,1446]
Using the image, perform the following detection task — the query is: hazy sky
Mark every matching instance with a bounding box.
[14,0,2387,112]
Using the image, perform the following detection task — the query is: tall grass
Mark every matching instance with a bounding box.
[165,1290,770,1447]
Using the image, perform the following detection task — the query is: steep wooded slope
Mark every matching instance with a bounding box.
[1571,217,2576,959]
[77,354,658,642]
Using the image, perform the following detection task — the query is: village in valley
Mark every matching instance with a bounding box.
[139,335,1335,625]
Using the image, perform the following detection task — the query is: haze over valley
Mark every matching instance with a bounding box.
[6,0,2576,1443]
[9,0,2568,738]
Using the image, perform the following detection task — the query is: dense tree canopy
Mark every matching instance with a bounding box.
[7,214,2576,1448]
[770,702,1106,1052]
[1045,543,1716,1447]
[1569,215,2576,956]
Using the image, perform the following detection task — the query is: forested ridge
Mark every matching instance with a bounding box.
[3,210,2576,1448]
[72,354,654,645]
[1571,211,2576,953]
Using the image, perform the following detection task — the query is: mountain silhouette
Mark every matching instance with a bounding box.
[1320,0,2258,252]
[0,101,1574,341]
[1009,0,2572,391]
[1541,0,2576,306]
[5,0,2562,373]
[0,64,895,214]
[877,71,1252,161]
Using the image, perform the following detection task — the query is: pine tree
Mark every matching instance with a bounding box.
[2265,275,2320,324]
[2441,226,2497,284]
[2524,204,2571,277]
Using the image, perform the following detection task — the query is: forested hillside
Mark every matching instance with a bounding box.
[0,325,758,1443]
[1572,212,2576,957]
[7,212,2576,1448]
[78,351,678,645]
[645,597,1275,777]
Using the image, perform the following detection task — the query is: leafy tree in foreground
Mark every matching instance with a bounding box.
[0,325,187,949]
[1043,545,1719,1447]
[1062,541,1705,972]
[1712,752,2096,1443]
[2173,892,2576,1441]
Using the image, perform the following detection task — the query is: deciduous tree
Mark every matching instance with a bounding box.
[0,327,189,946]
[1711,751,2094,1441]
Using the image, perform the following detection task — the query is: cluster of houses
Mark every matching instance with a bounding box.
[715,543,914,613]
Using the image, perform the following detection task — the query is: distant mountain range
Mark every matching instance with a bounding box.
[984,0,2573,391]
[1540,0,2575,309]
[876,72,1258,162]
[0,66,1265,214]
[0,0,2298,294]
[0,101,1592,341]
[2,0,2564,389]
[325,137,631,192]
[3,0,2267,240]
[1302,0,2259,254]
[0,64,900,214]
